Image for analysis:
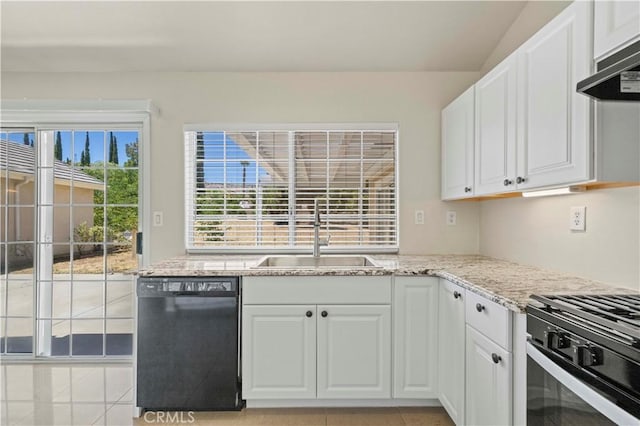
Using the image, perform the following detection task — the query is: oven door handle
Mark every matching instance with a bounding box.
[527,342,639,426]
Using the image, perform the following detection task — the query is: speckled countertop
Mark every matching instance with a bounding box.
[138,254,637,312]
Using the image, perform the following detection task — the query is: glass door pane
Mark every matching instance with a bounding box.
[35,129,139,357]
[2,126,139,358]
[1,129,36,355]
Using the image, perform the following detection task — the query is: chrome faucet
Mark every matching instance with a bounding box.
[313,199,329,257]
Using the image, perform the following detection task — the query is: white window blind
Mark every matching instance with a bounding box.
[184,128,397,251]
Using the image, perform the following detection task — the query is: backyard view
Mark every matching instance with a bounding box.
[189,130,397,249]
[1,129,139,356]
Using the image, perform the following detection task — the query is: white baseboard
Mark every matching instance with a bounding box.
[245,399,441,408]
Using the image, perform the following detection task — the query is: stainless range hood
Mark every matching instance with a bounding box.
[577,40,640,101]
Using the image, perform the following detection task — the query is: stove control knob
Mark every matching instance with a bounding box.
[545,331,570,349]
[573,345,602,367]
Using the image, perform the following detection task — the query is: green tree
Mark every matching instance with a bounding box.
[124,138,138,167]
[82,131,91,166]
[108,132,119,165]
[112,135,119,164]
[108,132,114,163]
[54,131,63,161]
[196,132,204,189]
[23,133,29,146]
[83,163,138,238]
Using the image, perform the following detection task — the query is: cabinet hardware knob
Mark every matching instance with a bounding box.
[475,303,485,312]
[306,311,313,318]
[453,291,461,299]
[464,187,472,193]
[503,179,513,186]
[321,311,328,318]
[516,176,526,184]
[492,353,502,364]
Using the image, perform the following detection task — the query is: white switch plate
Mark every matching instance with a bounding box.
[446,210,457,226]
[415,210,425,225]
[569,206,586,231]
[153,211,164,227]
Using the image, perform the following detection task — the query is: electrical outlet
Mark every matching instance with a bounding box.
[153,211,164,227]
[446,210,457,226]
[415,210,425,225]
[569,206,586,231]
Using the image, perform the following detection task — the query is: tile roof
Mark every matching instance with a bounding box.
[0,139,104,188]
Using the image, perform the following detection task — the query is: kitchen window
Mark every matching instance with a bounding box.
[184,125,398,252]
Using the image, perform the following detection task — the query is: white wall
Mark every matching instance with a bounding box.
[477,0,640,290]
[479,0,571,75]
[1,71,481,262]
[480,187,640,290]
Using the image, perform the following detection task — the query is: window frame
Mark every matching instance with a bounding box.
[184,123,400,254]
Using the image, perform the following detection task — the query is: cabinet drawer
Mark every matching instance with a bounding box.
[243,276,392,305]
[465,291,511,351]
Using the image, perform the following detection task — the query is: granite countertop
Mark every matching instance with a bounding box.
[138,254,636,313]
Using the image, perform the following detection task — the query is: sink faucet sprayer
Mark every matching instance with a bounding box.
[313,199,329,257]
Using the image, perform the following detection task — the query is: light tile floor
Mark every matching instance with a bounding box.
[1,363,454,426]
[1,363,133,426]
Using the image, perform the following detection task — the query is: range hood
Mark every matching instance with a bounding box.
[577,40,640,101]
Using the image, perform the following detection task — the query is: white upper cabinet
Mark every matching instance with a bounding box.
[474,54,518,196]
[516,1,593,190]
[594,0,640,59]
[442,86,475,200]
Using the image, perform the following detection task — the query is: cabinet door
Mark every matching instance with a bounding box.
[474,55,517,196]
[438,279,466,425]
[465,325,512,426]
[317,305,391,399]
[516,1,592,190]
[442,86,475,200]
[393,277,438,399]
[242,305,316,399]
[594,0,640,59]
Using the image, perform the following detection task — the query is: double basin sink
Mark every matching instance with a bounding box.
[254,255,381,269]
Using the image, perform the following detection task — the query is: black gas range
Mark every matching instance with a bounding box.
[526,294,640,425]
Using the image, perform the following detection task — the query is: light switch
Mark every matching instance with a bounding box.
[153,211,164,227]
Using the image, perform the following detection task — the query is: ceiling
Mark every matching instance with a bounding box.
[1,1,528,73]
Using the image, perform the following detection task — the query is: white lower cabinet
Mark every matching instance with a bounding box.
[437,279,466,424]
[393,277,438,399]
[465,325,512,426]
[242,275,520,424]
[438,278,515,426]
[242,305,317,399]
[243,303,390,400]
[241,276,392,401]
[317,305,391,399]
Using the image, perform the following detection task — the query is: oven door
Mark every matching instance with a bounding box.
[527,342,639,426]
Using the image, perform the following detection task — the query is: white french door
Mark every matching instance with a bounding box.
[1,126,142,358]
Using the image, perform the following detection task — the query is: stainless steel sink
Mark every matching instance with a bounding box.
[253,255,381,269]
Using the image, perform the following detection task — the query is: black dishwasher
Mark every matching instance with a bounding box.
[136,276,242,411]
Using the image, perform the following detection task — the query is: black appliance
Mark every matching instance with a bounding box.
[136,276,242,411]
[526,294,640,425]
[577,39,640,101]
